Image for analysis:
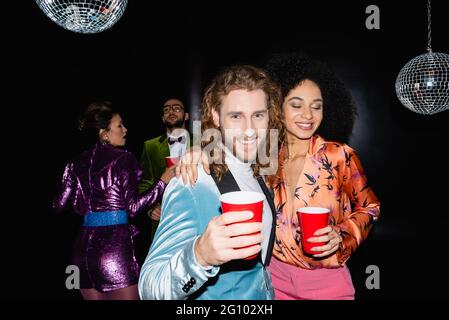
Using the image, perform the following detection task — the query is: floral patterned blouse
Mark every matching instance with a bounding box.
[268,135,380,269]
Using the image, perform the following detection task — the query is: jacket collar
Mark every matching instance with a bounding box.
[158,133,167,144]
[306,134,326,156]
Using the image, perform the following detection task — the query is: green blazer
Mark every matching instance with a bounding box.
[139,134,170,194]
[139,132,193,240]
[139,133,193,193]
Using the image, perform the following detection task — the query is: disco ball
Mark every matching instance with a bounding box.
[35,0,128,34]
[395,52,449,115]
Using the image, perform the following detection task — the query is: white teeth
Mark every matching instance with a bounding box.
[240,139,256,145]
[297,123,312,129]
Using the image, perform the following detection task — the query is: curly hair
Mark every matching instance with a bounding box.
[200,65,283,180]
[265,52,357,144]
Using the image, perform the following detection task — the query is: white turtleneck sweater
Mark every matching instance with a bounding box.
[224,147,273,264]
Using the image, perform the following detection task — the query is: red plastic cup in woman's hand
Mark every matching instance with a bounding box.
[297,207,330,255]
[165,156,180,168]
[220,191,264,260]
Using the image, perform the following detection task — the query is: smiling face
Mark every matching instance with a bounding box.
[100,114,127,147]
[283,79,323,141]
[212,89,269,163]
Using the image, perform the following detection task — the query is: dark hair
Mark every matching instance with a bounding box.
[78,101,116,146]
[265,52,356,144]
[160,96,188,111]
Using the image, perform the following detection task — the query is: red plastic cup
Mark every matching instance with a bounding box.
[297,207,330,255]
[219,191,264,260]
[165,156,180,168]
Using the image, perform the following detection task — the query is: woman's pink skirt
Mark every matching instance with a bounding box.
[269,257,355,300]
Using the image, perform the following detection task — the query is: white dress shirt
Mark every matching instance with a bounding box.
[167,129,188,158]
[224,147,273,264]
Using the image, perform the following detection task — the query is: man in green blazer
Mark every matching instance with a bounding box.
[139,97,190,243]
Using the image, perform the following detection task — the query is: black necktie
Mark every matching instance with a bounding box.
[168,136,186,145]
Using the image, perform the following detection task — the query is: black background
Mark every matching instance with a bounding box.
[3,0,449,300]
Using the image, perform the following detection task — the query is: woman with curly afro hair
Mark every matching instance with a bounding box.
[265,52,380,300]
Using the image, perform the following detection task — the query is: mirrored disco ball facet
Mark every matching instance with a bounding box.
[395,52,449,115]
[36,0,128,34]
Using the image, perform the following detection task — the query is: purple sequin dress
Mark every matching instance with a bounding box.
[54,143,166,292]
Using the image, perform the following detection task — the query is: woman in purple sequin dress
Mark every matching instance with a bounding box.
[54,102,174,300]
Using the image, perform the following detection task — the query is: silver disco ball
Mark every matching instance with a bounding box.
[395,52,449,115]
[35,0,128,34]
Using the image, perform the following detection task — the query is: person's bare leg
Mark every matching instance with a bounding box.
[80,288,106,300]
[106,284,139,300]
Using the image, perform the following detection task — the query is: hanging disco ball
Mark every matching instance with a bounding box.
[395,52,449,115]
[35,0,128,34]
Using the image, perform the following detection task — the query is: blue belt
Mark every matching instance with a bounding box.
[83,210,128,227]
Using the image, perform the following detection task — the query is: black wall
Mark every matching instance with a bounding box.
[4,0,448,299]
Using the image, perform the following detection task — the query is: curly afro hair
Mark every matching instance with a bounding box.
[265,52,357,144]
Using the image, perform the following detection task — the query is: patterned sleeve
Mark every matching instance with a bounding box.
[119,153,166,217]
[335,145,380,265]
[53,162,76,213]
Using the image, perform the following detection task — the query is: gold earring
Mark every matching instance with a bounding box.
[101,136,109,145]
